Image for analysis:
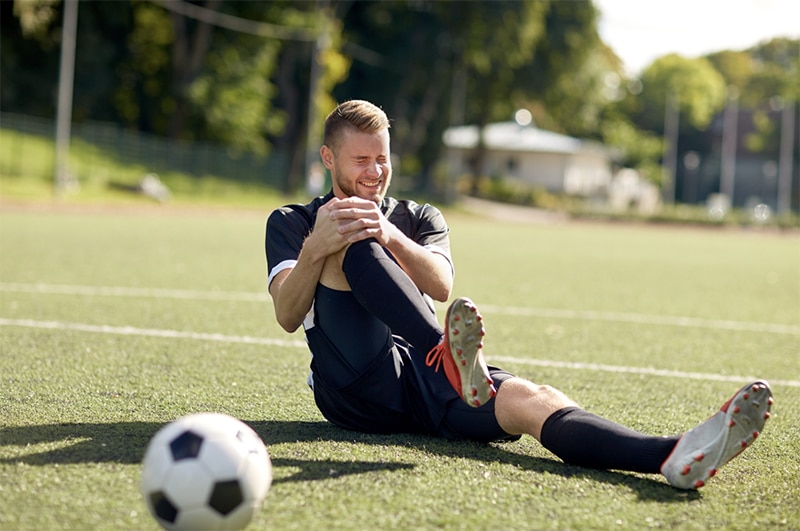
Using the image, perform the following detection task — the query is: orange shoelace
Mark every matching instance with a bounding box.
[424,339,448,372]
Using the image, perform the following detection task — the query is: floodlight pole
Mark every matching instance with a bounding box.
[777,98,795,215]
[662,91,679,204]
[719,87,739,206]
[446,48,466,205]
[54,0,79,196]
[303,1,328,194]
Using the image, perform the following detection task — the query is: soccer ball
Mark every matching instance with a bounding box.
[140,413,273,530]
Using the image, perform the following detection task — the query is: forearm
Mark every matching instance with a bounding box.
[385,232,453,302]
[270,239,327,332]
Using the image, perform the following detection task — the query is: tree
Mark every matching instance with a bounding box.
[637,54,727,134]
[600,117,664,184]
[447,0,553,192]
[705,50,753,94]
[520,0,609,136]
[270,1,349,193]
[2,0,135,121]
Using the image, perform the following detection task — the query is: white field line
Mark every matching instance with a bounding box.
[0,282,269,302]
[489,356,800,388]
[480,305,800,336]
[1,317,798,388]
[2,281,798,336]
[0,318,305,349]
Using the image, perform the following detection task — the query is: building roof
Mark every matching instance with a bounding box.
[443,121,608,156]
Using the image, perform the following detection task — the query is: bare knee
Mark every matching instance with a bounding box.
[495,378,578,440]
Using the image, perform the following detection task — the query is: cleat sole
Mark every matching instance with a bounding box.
[661,380,772,490]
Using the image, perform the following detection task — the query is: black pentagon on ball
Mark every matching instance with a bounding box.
[208,479,244,516]
[150,491,179,524]
[169,430,203,461]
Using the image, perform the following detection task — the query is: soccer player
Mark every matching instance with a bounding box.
[264,99,772,489]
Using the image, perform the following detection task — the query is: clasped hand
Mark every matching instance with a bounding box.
[314,197,398,252]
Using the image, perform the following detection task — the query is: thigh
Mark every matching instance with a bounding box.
[311,284,393,387]
[311,345,419,434]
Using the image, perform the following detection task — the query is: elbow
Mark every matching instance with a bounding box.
[274,305,302,333]
[431,291,449,303]
[276,315,300,334]
[431,257,454,302]
[430,279,453,303]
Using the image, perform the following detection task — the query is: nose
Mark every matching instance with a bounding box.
[367,162,382,178]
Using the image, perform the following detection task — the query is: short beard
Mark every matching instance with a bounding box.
[332,163,391,205]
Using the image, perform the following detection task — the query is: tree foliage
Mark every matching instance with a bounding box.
[1,0,797,198]
[637,54,728,132]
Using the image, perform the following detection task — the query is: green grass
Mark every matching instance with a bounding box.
[1,204,799,530]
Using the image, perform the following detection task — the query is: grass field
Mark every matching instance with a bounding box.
[1,201,799,530]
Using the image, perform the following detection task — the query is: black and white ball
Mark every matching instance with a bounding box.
[140,413,272,530]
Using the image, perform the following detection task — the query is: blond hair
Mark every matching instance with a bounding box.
[323,100,390,152]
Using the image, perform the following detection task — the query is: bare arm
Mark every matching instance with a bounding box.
[383,230,452,302]
[269,200,351,332]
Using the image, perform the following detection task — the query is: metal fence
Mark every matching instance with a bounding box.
[0,112,290,190]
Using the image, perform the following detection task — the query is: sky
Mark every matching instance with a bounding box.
[595,0,800,75]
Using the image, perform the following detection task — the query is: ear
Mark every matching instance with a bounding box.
[320,145,335,170]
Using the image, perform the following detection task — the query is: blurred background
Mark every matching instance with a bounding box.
[1,0,798,224]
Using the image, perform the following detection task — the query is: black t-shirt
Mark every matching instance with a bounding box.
[264,190,454,392]
[265,191,453,295]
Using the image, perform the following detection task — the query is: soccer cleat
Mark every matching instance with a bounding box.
[661,380,773,489]
[425,297,497,408]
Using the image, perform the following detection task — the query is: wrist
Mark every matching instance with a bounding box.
[301,230,337,265]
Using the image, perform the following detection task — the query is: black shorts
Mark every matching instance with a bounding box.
[307,310,520,443]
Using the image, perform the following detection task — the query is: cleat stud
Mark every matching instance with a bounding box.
[733,406,741,414]
[460,359,467,366]
[740,440,748,449]
[681,464,691,475]
[729,420,736,427]
[453,329,460,335]
[454,315,461,322]
[709,468,717,477]
[752,431,760,439]
[743,393,749,400]
[456,348,463,355]
[764,412,771,419]
[768,397,774,405]
[473,399,481,406]
[471,387,478,397]
[694,453,705,462]
[694,480,705,488]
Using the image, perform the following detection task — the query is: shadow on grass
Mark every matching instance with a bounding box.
[0,420,698,502]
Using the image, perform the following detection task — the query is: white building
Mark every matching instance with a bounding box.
[442,121,614,196]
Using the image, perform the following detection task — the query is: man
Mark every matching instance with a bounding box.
[265,99,772,489]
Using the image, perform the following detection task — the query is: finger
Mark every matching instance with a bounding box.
[337,196,372,207]
[336,218,365,234]
[346,227,378,243]
[331,208,377,222]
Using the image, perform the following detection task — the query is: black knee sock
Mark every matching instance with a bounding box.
[342,239,443,351]
[539,407,678,473]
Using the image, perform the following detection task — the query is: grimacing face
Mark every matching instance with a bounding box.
[322,127,392,204]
